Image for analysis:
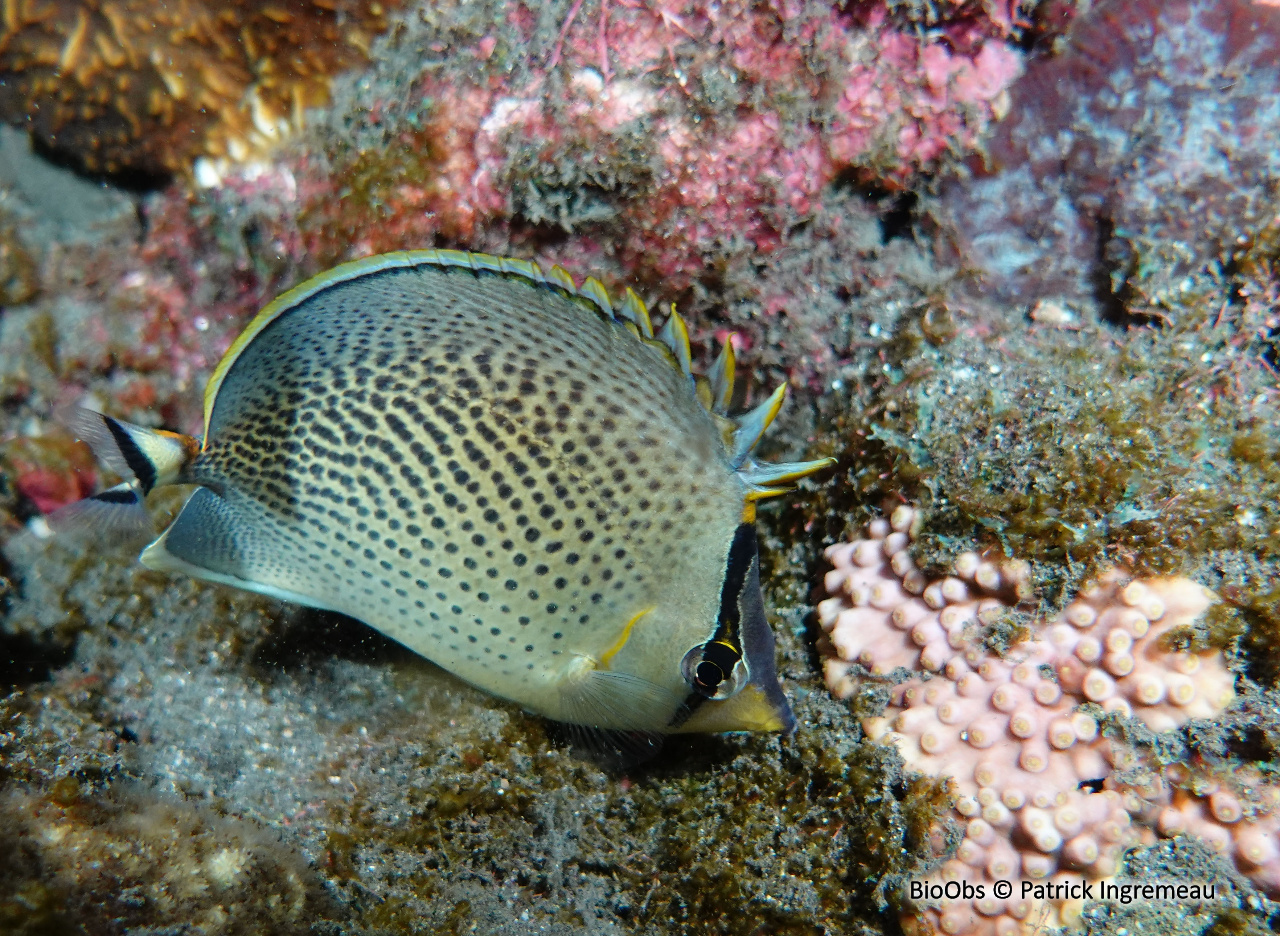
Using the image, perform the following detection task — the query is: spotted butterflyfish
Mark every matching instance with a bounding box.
[65,250,834,734]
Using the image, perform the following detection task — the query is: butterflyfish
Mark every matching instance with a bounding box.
[65,250,833,735]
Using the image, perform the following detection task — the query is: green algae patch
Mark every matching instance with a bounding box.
[1220,586,1280,687]
[799,302,1280,620]
[299,120,457,269]
[304,603,951,936]
[621,737,935,934]
[320,701,947,936]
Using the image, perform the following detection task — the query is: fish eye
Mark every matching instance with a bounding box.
[681,641,744,700]
[695,660,724,691]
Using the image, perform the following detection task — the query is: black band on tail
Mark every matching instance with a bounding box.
[104,416,157,493]
[92,487,143,505]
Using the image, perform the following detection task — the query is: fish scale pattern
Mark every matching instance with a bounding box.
[814,506,1272,936]
[178,263,743,722]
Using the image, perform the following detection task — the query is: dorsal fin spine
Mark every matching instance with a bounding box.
[657,304,692,377]
[694,378,713,411]
[731,384,787,466]
[580,277,615,319]
[739,458,838,489]
[547,264,576,291]
[470,254,505,274]
[709,337,736,414]
[618,288,654,337]
[498,256,541,279]
[435,248,476,269]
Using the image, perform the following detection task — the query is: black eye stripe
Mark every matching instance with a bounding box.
[671,524,758,716]
[711,523,756,653]
[699,639,740,675]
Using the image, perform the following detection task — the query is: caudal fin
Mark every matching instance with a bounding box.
[51,408,201,539]
[61,408,200,493]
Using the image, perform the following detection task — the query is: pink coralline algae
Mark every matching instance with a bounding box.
[296,0,1024,286]
[43,0,1026,438]
[934,0,1280,317]
[817,505,1279,935]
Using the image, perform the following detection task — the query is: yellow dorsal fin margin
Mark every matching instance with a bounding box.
[656,304,692,377]
[709,336,736,414]
[619,287,653,337]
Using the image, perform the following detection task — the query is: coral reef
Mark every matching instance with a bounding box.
[293,0,1025,288]
[0,0,397,174]
[0,430,97,517]
[933,0,1280,322]
[818,505,1278,935]
[0,0,1034,450]
[0,1,1278,934]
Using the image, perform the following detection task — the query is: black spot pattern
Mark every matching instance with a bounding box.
[184,262,744,718]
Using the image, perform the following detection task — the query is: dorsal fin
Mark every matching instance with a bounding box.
[708,336,736,414]
[203,249,834,502]
[202,250,640,438]
[545,264,576,291]
[579,277,615,319]
[731,384,788,466]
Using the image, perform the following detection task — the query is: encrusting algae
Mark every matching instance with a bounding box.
[62,250,834,737]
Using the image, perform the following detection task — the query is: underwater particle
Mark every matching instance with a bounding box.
[817,505,1280,934]
[1028,298,1077,327]
[0,0,397,175]
[63,250,834,735]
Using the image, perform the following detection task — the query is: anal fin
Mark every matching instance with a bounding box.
[141,488,341,613]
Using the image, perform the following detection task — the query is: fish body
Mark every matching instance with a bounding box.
[69,251,832,734]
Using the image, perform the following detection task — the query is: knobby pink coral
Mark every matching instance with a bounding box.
[817,505,1277,935]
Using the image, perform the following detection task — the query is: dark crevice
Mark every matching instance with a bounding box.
[1227,725,1275,764]
[28,134,171,194]
[1094,215,1154,328]
[879,192,918,244]
[0,630,75,688]
[829,173,919,243]
[506,217,577,252]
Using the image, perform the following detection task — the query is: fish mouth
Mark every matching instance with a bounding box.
[668,678,795,734]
